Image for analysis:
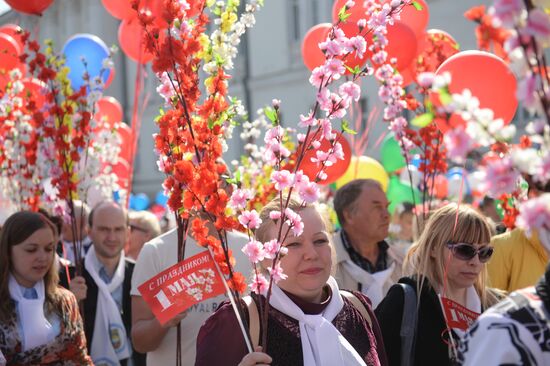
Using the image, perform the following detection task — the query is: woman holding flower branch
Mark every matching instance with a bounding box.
[196,196,387,365]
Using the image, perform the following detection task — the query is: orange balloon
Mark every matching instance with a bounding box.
[115,122,133,163]
[337,22,371,74]
[0,24,24,51]
[398,0,429,37]
[95,96,124,127]
[118,13,161,63]
[101,0,133,19]
[5,0,53,16]
[386,21,417,72]
[434,50,517,133]
[0,33,22,71]
[302,23,331,71]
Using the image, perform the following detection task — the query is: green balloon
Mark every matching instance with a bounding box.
[380,133,406,173]
[387,176,421,214]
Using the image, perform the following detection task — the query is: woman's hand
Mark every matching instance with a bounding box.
[69,276,87,301]
[238,347,272,366]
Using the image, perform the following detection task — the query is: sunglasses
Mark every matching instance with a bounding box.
[446,242,494,263]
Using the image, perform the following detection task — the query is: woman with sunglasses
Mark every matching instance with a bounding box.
[375,204,503,366]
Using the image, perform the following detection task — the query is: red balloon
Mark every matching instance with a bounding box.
[101,0,134,20]
[0,24,24,51]
[337,22,371,74]
[332,0,368,24]
[398,0,429,37]
[302,23,331,71]
[412,29,459,75]
[95,96,124,127]
[0,33,22,71]
[118,14,155,64]
[386,21,417,71]
[105,65,115,89]
[5,0,53,15]
[400,66,415,87]
[434,50,517,133]
[300,133,352,185]
[21,78,47,110]
[111,159,131,191]
[115,122,133,162]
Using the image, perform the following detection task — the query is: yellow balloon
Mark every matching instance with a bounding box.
[335,156,389,191]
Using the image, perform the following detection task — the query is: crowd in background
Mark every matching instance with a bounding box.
[1,177,549,365]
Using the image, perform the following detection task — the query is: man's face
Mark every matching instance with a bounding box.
[89,204,129,261]
[343,186,390,243]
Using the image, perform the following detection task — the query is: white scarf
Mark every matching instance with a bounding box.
[342,260,396,308]
[269,276,367,366]
[438,285,481,337]
[84,246,130,364]
[8,275,55,351]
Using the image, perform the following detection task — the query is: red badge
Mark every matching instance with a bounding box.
[138,250,225,325]
[441,297,480,331]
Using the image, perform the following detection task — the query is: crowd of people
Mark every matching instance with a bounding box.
[0,178,549,365]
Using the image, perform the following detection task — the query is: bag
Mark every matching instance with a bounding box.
[243,290,372,348]
[398,283,418,366]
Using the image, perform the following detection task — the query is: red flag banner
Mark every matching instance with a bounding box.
[138,250,225,325]
[441,296,480,331]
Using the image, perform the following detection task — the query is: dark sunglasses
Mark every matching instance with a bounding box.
[130,224,149,234]
[446,242,494,263]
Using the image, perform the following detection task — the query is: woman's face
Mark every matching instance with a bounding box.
[267,207,332,303]
[11,227,55,288]
[440,242,488,290]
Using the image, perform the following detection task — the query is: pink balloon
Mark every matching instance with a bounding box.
[386,21,417,71]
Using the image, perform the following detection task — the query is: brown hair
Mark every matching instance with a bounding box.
[0,211,62,322]
[404,203,500,308]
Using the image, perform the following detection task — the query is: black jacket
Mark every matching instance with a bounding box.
[59,258,146,366]
[375,277,454,366]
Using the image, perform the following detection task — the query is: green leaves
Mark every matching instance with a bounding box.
[225,169,241,185]
[264,107,278,125]
[345,65,362,75]
[338,6,351,22]
[412,1,423,10]
[342,120,357,135]
[411,113,434,127]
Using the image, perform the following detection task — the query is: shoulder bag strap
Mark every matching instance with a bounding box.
[340,290,372,329]
[398,283,418,366]
[244,296,260,349]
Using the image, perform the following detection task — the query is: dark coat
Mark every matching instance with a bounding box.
[374,277,454,366]
[59,257,146,366]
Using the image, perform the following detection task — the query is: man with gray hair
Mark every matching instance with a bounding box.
[333,179,402,307]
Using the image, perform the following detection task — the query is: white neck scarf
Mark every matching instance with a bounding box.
[8,275,55,351]
[438,285,481,337]
[342,260,396,308]
[84,246,130,364]
[269,276,367,366]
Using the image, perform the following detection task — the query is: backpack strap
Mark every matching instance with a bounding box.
[398,283,418,366]
[244,295,260,348]
[340,290,372,329]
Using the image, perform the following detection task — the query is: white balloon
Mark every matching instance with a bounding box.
[400,165,422,189]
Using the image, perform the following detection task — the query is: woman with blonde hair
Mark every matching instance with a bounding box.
[0,211,92,365]
[196,196,388,366]
[375,203,503,366]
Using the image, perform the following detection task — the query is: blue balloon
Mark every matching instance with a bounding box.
[155,191,168,206]
[62,34,111,91]
[131,193,150,211]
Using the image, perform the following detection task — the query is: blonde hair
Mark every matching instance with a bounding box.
[129,210,162,238]
[404,203,499,308]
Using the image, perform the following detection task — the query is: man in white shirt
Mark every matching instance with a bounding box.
[131,225,250,365]
[333,179,403,307]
